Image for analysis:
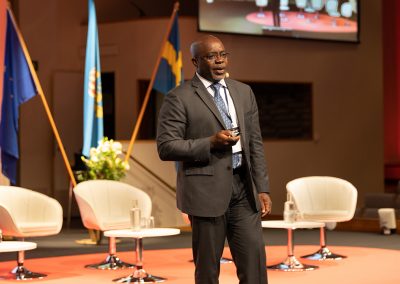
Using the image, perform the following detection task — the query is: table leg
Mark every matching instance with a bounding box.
[267,228,318,272]
[113,238,166,283]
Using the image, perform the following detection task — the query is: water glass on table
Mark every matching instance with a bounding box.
[130,200,141,231]
[141,216,155,229]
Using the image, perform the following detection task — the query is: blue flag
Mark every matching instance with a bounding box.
[83,0,103,157]
[0,10,37,185]
[153,13,183,95]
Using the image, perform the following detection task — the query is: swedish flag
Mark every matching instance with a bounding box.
[82,0,103,157]
[153,13,183,94]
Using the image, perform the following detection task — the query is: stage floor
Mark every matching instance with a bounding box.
[1,227,400,283]
[0,245,399,283]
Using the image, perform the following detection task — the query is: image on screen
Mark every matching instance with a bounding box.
[199,0,359,43]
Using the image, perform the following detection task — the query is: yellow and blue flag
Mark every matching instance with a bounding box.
[0,10,37,184]
[83,0,103,157]
[153,13,183,94]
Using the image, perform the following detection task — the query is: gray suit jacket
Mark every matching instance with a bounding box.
[157,75,269,217]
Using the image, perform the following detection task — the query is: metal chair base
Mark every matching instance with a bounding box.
[267,256,319,272]
[220,257,233,264]
[10,265,47,280]
[113,268,165,283]
[189,257,233,264]
[85,254,135,270]
[301,247,346,260]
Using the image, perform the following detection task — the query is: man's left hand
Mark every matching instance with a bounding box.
[259,193,272,217]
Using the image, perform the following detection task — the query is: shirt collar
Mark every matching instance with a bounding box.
[196,72,227,89]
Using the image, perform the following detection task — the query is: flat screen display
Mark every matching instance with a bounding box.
[198,0,360,43]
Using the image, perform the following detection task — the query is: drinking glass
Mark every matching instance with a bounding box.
[140,216,155,229]
[147,216,155,229]
[130,200,141,231]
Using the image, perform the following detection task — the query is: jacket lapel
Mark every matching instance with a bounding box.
[191,76,227,128]
[226,79,245,137]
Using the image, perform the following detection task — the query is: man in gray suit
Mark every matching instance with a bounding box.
[157,35,271,284]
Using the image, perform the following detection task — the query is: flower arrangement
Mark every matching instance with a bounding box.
[76,137,130,182]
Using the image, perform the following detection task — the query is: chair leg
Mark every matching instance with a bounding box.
[10,250,47,280]
[85,237,135,270]
[301,227,346,260]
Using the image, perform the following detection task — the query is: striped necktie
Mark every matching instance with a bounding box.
[210,82,241,169]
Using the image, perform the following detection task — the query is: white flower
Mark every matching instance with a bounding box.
[89,147,97,156]
[112,141,122,152]
[100,140,110,152]
[81,137,129,181]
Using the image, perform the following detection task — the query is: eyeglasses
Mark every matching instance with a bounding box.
[201,52,229,61]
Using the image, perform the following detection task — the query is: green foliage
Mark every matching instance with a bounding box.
[76,137,129,182]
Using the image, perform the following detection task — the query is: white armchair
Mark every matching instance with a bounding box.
[340,2,353,26]
[326,0,341,26]
[280,0,289,11]
[286,176,357,260]
[279,0,290,22]
[311,0,325,19]
[74,180,152,270]
[255,0,268,18]
[0,185,63,279]
[295,0,307,18]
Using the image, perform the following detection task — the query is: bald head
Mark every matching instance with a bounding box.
[190,35,228,82]
[190,35,223,58]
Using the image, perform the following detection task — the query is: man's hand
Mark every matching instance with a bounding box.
[259,193,272,217]
[210,130,240,150]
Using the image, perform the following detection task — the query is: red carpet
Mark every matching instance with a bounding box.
[0,246,399,283]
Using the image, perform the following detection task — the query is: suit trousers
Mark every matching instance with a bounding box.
[190,169,268,284]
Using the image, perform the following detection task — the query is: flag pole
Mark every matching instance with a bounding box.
[7,8,77,187]
[124,1,180,163]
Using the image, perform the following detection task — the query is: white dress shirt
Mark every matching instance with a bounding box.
[196,73,243,156]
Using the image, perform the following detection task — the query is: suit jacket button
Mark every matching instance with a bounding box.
[227,166,232,171]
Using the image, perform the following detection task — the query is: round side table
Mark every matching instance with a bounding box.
[262,220,324,272]
[104,228,180,283]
